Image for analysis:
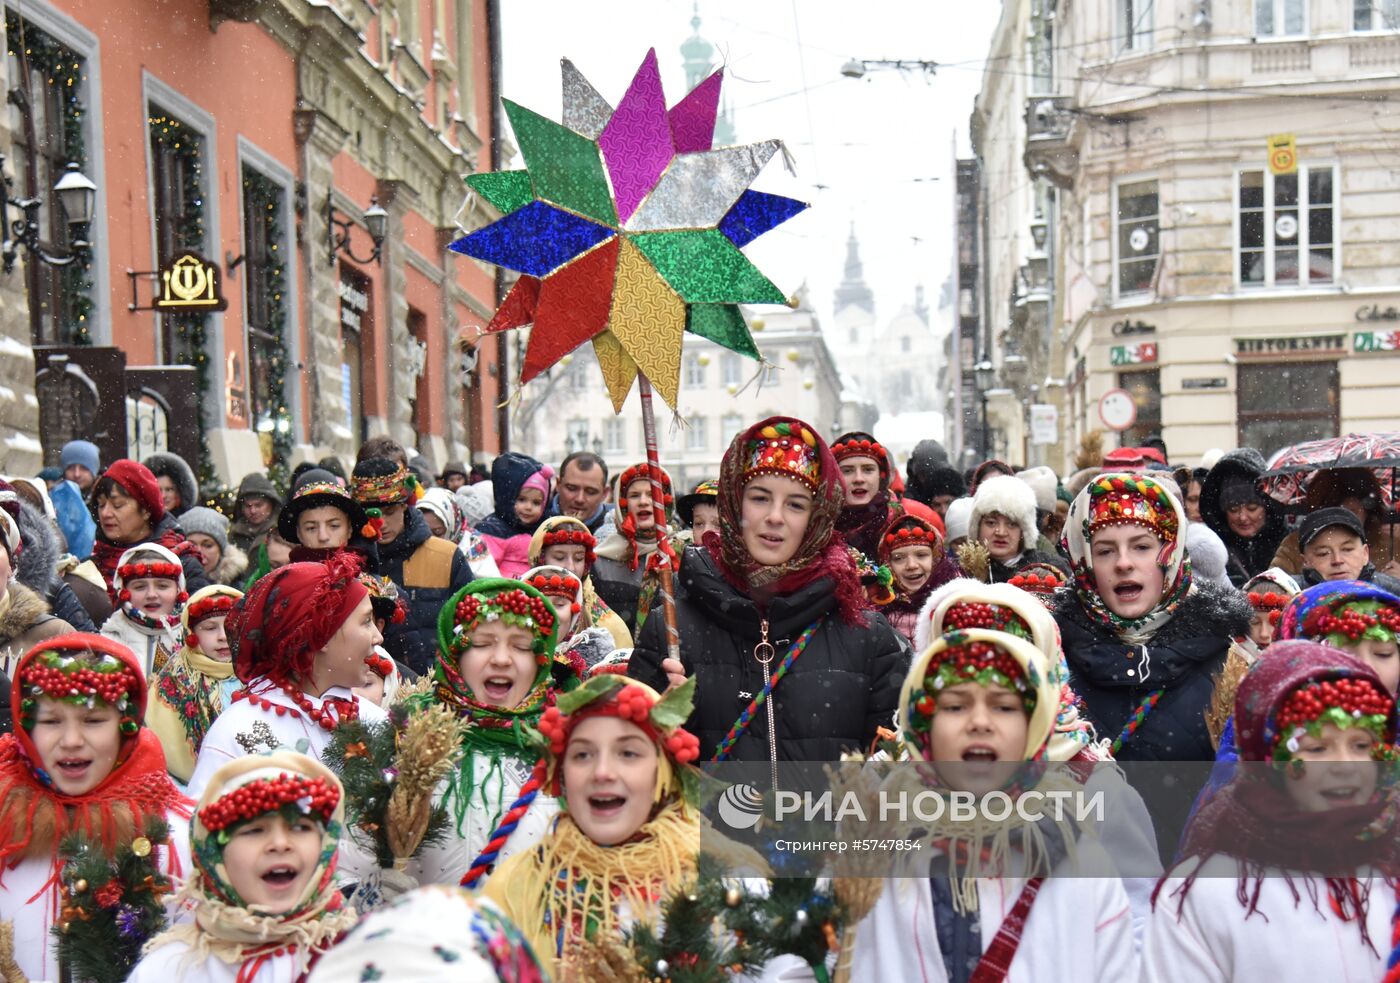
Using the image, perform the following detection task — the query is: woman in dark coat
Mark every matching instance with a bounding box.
[1200,448,1289,587]
[630,416,909,764]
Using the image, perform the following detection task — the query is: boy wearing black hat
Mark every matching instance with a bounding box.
[1298,506,1400,594]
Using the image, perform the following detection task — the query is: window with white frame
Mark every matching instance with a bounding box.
[721,413,744,446]
[1355,0,1400,30]
[683,352,706,388]
[1238,166,1335,288]
[604,417,625,454]
[1115,179,1160,297]
[565,418,589,454]
[1256,0,1306,35]
[721,354,742,387]
[1117,0,1154,49]
[687,417,708,452]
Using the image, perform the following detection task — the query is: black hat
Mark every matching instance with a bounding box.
[1298,507,1367,551]
[277,469,368,541]
[676,479,719,527]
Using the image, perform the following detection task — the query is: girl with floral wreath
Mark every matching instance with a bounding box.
[129,751,358,983]
[391,579,577,891]
[630,417,907,765]
[99,542,189,677]
[848,628,1137,981]
[187,556,387,799]
[480,674,704,977]
[521,564,616,673]
[147,584,244,786]
[527,514,632,649]
[1144,641,1400,982]
[0,633,191,980]
[872,513,954,645]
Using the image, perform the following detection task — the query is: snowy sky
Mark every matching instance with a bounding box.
[500,0,1004,334]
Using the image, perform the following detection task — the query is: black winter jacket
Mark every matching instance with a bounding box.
[374,506,473,675]
[1200,451,1289,587]
[1052,579,1250,762]
[630,547,910,763]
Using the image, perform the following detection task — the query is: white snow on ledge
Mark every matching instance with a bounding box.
[0,336,34,360]
[4,432,42,453]
[0,386,15,402]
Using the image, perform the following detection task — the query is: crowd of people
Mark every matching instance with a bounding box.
[0,423,1396,981]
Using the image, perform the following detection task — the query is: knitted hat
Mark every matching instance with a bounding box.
[1243,568,1300,627]
[943,497,974,541]
[968,475,1038,551]
[898,628,1057,764]
[1218,473,1265,510]
[877,513,945,568]
[59,439,99,476]
[277,471,372,543]
[527,515,597,567]
[180,506,230,554]
[1015,466,1058,514]
[234,471,282,510]
[1277,579,1400,647]
[676,479,720,528]
[351,457,423,507]
[831,431,890,484]
[520,466,555,498]
[438,460,469,481]
[735,418,823,493]
[1298,506,1367,550]
[536,675,700,799]
[226,554,369,686]
[113,543,188,606]
[95,459,165,523]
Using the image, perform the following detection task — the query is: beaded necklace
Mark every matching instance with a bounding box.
[231,683,358,732]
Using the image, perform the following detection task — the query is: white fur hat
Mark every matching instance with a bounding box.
[1185,521,1230,587]
[943,497,974,541]
[1015,466,1059,513]
[969,475,1039,552]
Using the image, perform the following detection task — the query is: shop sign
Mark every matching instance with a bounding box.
[1110,342,1157,366]
[1111,318,1155,336]
[1353,330,1400,354]
[1355,304,1400,323]
[155,252,228,312]
[1181,377,1228,390]
[1234,334,1345,359]
[1029,404,1059,445]
[339,276,369,332]
[1098,388,1137,432]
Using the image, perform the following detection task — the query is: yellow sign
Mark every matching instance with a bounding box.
[156,252,228,312]
[1268,134,1297,176]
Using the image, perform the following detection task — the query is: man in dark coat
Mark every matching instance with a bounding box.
[1200,448,1289,587]
[353,457,472,675]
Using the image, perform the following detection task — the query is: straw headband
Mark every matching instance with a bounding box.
[741,420,821,492]
[1272,677,1393,762]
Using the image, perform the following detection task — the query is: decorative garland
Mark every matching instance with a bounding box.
[5,11,94,344]
[149,110,213,487]
[241,166,293,490]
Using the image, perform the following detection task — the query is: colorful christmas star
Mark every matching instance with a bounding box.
[451,49,807,410]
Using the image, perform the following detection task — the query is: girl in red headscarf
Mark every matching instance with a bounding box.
[0,633,191,981]
[186,555,386,799]
[629,417,908,764]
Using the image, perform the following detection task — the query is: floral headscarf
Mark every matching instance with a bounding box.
[1277,579,1400,647]
[144,751,357,974]
[711,416,867,624]
[594,463,674,571]
[1061,472,1192,644]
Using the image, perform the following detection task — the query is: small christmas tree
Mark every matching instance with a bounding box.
[52,815,174,982]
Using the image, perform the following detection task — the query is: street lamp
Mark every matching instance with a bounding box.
[0,159,96,274]
[327,194,388,266]
[974,359,996,459]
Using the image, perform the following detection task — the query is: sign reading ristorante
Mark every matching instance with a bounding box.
[1234,334,1346,358]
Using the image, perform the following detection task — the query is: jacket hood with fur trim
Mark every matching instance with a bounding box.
[13,499,61,594]
[142,452,199,516]
[969,475,1039,554]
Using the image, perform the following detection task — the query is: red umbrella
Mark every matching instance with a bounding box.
[1259,431,1400,512]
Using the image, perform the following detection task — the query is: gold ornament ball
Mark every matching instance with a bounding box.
[751,318,765,332]
[785,348,800,363]
[131,837,153,858]
[74,879,89,893]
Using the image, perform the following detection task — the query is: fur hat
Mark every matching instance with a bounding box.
[943,497,974,542]
[1185,522,1231,587]
[969,475,1038,552]
[1015,466,1058,513]
[142,452,199,515]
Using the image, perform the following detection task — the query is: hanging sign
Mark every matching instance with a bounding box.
[155,252,227,312]
[1030,404,1059,445]
[1110,342,1157,366]
[1098,388,1137,432]
[1181,376,1228,390]
[1268,133,1297,175]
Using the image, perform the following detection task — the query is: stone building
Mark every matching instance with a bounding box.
[969,0,1400,469]
[0,0,502,484]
